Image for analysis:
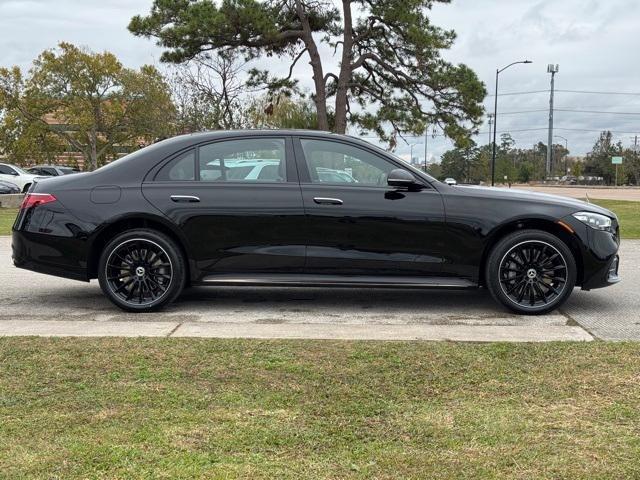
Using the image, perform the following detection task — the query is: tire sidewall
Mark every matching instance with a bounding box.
[486,229,577,315]
[98,229,186,312]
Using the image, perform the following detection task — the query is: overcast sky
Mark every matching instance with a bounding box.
[2,0,640,161]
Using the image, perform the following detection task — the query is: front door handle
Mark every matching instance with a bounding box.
[313,197,343,205]
[171,195,200,203]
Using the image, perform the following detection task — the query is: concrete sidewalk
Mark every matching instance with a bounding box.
[0,319,593,342]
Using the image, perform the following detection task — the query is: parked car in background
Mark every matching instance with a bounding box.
[317,167,358,183]
[0,163,44,193]
[27,165,79,177]
[444,177,457,185]
[12,130,620,314]
[201,159,284,182]
[0,180,21,194]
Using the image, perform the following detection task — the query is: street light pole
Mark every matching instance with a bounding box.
[491,60,532,186]
[409,143,421,165]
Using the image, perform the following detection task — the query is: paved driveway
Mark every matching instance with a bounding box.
[0,237,637,341]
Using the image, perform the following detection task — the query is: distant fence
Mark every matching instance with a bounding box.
[0,194,24,208]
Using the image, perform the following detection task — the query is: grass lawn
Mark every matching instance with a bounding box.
[0,208,17,235]
[590,199,640,239]
[1,339,640,479]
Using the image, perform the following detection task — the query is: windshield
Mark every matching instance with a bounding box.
[8,165,27,175]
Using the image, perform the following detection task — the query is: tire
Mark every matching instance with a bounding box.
[98,229,186,312]
[485,229,576,315]
[22,183,31,193]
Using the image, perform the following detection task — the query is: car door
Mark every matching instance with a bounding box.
[142,136,306,277]
[294,137,447,276]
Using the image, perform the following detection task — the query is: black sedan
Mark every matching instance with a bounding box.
[0,180,21,194]
[12,130,620,314]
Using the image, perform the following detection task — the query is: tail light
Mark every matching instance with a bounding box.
[20,193,57,209]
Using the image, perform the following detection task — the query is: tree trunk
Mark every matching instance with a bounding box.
[334,0,354,134]
[88,129,98,171]
[295,0,329,131]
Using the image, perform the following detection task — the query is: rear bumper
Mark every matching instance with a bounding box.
[12,230,89,282]
[11,200,93,283]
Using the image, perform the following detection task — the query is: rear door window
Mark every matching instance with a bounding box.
[155,150,196,181]
[198,138,286,183]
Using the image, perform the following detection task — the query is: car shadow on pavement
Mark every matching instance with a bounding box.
[170,286,567,325]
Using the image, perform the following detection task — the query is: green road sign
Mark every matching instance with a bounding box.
[612,156,623,164]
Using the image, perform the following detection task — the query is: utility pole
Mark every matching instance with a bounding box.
[546,64,559,178]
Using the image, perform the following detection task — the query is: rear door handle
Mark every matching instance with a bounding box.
[313,197,343,205]
[171,195,200,203]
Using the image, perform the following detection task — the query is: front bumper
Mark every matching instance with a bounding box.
[562,215,621,290]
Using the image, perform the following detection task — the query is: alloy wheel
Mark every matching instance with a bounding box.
[105,238,173,306]
[498,240,568,310]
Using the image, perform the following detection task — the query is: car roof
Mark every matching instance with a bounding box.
[157,129,373,149]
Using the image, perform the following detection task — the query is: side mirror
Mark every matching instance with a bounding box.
[10,171,19,176]
[387,168,420,188]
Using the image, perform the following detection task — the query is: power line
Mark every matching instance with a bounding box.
[554,127,640,134]
[360,126,640,141]
[498,109,548,115]
[555,108,640,115]
[487,88,640,98]
[493,108,640,116]
[486,89,549,97]
[556,89,640,96]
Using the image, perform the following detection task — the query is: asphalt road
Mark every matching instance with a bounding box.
[0,236,637,341]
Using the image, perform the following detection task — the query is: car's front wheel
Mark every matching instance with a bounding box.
[98,229,186,312]
[485,229,576,315]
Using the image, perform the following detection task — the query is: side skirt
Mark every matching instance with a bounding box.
[199,274,477,289]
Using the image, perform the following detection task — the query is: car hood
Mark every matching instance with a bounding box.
[454,185,616,218]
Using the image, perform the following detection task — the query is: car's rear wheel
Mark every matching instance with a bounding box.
[485,229,576,315]
[98,229,186,312]
[22,183,31,193]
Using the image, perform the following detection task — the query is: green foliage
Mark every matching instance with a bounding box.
[0,43,175,170]
[246,93,321,129]
[0,110,65,165]
[129,0,486,146]
[439,140,487,183]
[583,131,619,184]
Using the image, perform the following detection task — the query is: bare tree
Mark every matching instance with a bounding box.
[167,52,248,133]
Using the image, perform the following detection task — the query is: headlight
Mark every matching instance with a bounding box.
[572,211,612,230]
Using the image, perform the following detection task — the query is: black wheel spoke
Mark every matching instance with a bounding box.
[533,281,548,304]
[106,239,172,306]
